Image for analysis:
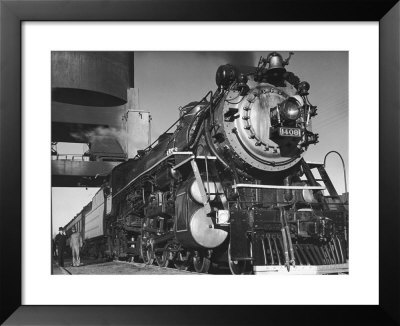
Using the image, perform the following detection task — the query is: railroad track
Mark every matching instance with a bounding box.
[62,260,200,275]
[114,260,197,274]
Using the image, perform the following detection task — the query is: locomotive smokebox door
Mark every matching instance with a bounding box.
[230,210,251,260]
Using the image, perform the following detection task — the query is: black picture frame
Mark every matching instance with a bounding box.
[1,0,399,325]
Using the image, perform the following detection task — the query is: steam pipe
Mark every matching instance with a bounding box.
[134,90,214,159]
[204,114,231,172]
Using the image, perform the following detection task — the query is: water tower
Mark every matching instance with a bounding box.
[51,52,151,187]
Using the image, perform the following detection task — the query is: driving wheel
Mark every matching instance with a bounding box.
[193,251,211,273]
[155,243,170,268]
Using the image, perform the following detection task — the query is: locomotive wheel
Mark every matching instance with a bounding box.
[155,243,170,268]
[173,251,190,271]
[193,251,211,273]
[228,242,252,275]
[139,236,154,265]
[173,260,190,271]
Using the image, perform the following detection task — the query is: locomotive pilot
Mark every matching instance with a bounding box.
[70,226,83,267]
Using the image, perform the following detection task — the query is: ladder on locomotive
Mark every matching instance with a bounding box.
[302,160,347,211]
[172,154,228,210]
[200,155,229,210]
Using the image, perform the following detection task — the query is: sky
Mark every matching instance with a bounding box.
[52,51,348,236]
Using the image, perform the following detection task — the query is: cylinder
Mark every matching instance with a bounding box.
[51,52,133,107]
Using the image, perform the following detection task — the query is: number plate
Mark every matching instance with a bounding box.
[279,127,301,137]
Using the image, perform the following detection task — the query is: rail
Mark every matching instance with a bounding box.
[51,154,90,161]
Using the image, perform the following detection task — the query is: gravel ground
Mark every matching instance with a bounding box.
[64,261,199,275]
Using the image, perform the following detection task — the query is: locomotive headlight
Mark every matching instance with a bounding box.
[216,210,230,225]
[281,95,303,120]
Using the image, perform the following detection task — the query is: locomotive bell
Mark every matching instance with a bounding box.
[266,52,286,77]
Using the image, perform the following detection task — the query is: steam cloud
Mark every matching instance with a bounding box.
[71,126,127,148]
[71,125,149,158]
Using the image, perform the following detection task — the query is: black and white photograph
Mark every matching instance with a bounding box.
[51,51,349,275]
[1,1,399,323]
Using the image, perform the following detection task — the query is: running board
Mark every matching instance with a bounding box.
[253,263,348,275]
[232,184,325,190]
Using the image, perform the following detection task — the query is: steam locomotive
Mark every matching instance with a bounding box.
[65,52,349,274]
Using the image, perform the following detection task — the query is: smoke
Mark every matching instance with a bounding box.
[70,124,150,159]
[70,126,128,149]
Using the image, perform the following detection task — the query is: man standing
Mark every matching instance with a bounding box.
[70,226,83,267]
[54,227,67,267]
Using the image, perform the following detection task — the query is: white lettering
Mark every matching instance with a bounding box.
[280,128,301,137]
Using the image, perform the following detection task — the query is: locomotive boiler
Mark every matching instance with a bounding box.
[67,52,349,274]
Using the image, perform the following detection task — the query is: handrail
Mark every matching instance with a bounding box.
[323,151,348,194]
[112,151,193,198]
[232,184,325,190]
